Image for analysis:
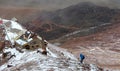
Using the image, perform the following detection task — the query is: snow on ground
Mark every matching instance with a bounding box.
[48,43,78,60]
[2,19,25,31]
[10,21,23,31]
[0,18,102,71]
[2,19,26,45]
[0,44,102,71]
[0,46,66,71]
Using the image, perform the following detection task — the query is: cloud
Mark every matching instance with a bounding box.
[0,0,120,10]
[82,0,120,9]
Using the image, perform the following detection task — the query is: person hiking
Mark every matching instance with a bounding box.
[41,40,48,55]
[80,53,85,64]
[37,40,48,55]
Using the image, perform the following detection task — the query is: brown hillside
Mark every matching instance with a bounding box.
[0,7,41,24]
[61,23,120,70]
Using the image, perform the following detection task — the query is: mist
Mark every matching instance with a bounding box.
[0,0,120,10]
[83,0,120,9]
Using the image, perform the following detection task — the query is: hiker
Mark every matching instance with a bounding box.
[24,31,30,38]
[80,53,85,64]
[41,40,48,55]
[37,40,48,55]
[23,30,32,39]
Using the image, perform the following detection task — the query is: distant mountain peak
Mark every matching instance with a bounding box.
[77,2,97,7]
[30,1,119,40]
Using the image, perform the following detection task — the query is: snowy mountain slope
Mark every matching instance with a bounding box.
[2,19,27,45]
[0,44,102,71]
[0,18,102,71]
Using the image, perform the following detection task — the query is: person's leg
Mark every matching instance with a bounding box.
[80,59,83,63]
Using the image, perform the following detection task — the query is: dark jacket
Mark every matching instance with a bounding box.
[80,53,85,60]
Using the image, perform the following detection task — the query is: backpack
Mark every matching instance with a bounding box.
[80,54,85,60]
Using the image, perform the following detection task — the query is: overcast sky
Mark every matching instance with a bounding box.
[0,0,120,10]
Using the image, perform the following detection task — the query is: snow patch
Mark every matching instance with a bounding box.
[0,18,101,71]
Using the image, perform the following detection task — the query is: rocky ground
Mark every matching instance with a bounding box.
[0,19,103,71]
[60,23,120,71]
[0,44,103,71]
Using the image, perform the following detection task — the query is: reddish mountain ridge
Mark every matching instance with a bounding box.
[0,2,120,41]
[29,2,120,40]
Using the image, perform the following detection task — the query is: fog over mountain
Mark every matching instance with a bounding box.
[0,0,120,10]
